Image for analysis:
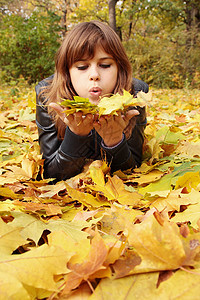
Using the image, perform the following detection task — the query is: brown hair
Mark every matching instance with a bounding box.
[41,20,133,137]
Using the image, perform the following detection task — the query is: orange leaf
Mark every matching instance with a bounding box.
[61,231,108,295]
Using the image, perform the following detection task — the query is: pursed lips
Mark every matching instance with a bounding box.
[89,87,102,97]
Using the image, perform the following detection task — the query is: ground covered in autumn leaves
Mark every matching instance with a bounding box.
[0,82,200,299]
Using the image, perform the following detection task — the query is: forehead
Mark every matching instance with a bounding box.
[80,47,114,61]
[72,38,114,63]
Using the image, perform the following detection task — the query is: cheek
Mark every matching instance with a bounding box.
[112,65,118,80]
[111,68,118,88]
[70,71,81,91]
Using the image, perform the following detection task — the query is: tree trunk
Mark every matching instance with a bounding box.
[185,0,200,46]
[108,0,118,32]
[185,0,200,30]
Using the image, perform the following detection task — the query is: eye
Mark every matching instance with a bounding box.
[77,65,88,70]
[99,64,111,68]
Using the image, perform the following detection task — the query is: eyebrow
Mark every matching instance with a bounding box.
[76,56,115,62]
[99,57,115,60]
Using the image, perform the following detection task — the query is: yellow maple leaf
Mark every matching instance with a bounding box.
[126,212,200,274]
[0,271,30,300]
[0,218,26,255]
[87,167,141,205]
[65,183,110,208]
[98,90,146,116]
[150,188,200,212]
[175,171,200,192]
[89,269,200,299]
[172,201,200,229]
[0,244,69,292]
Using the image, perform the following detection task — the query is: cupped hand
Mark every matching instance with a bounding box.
[49,103,94,136]
[94,109,139,147]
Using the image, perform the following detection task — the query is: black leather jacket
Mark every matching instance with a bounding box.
[35,76,148,181]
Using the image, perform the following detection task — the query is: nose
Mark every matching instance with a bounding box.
[89,65,100,81]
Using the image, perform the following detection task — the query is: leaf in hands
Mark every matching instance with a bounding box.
[61,96,98,116]
[98,90,146,116]
[60,90,146,116]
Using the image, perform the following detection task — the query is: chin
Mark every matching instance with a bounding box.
[89,99,100,105]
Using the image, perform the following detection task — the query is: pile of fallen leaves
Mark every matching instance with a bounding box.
[0,82,200,299]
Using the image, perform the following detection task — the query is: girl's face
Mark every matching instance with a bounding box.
[69,47,118,104]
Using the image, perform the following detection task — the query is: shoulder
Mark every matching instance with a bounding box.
[132,78,149,96]
[35,74,54,96]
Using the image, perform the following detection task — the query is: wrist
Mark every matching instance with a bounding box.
[68,126,91,137]
[102,133,124,148]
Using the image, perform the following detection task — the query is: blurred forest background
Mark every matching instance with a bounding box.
[0,0,200,89]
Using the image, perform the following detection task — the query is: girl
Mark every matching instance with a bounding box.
[35,20,148,181]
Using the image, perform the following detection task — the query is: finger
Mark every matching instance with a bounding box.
[125,109,140,120]
[74,111,83,125]
[93,121,101,132]
[49,102,65,120]
[115,115,126,129]
[98,116,108,126]
[64,114,74,126]
[84,113,93,121]
[93,114,99,122]
[83,114,93,125]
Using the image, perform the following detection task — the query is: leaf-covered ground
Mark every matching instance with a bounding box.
[0,82,200,299]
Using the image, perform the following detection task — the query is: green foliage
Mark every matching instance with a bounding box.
[120,0,200,88]
[0,10,61,83]
[0,0,199,89]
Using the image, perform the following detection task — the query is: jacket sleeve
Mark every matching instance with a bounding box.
[35,79,94,181]
[101,78,148,172]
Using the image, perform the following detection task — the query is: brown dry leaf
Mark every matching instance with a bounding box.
[100,206,143,236]
[63,283,92,299]
[38,181,66,198]
[13,200,63,216]
[112,249,142,278]
[0,186,23,199]
[73,209,100,221]
[60,231,108,296]
[0,113,8,128]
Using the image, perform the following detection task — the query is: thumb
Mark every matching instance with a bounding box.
[125,109,140,121]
